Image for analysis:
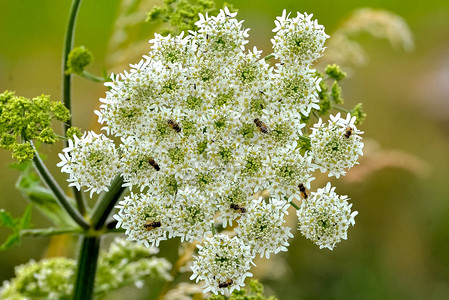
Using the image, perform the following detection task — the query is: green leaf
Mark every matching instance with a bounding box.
[0,205,33,250]
[24,186,75,227]
[19,205,32,229]
[1,232,20,250]
[0,209,17,228]
[14,162,75,227]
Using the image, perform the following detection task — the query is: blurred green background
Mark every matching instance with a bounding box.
[1,0,449,299]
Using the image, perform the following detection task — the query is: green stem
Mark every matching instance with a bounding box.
[62,0,81,139]
[80,70,105,82]
[62,0,87,216]
[73,188,87,216]
[21,227,83,237]
[90,176,126,229]
[211,223,216,235]
[264,54,275,61]
[289,201,300,210]
[106,227,125,234]
[31,142,89,230]
[72,236,101,300]
[333,105,350,113]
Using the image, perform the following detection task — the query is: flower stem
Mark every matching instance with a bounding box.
[264,54,275,61]
[72,236,101,300]
[289,200,300,210]
[90,176,126,230]
[62,0,82,141]
[81,70,105,82]
[333,105,350,113]
[62,0,87,216]
[31,142,89,230]
[21,227,83,237]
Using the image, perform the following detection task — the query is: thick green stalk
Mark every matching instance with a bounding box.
[62,0,82,131]
[90,176,126,229]
[72,236,101,300]
[62,0,87,216]
[31,143,89,230]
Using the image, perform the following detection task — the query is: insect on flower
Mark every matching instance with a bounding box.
[218,279,233,288]
[343,126,353,139]
[144,220,162,230]
[254,118,271,134]
[298,183,309,200]
[230,203,247,213]
[148,158,160,171]
[167,119,181,133]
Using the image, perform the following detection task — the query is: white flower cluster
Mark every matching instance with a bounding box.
[297,183,358,250]
[272,10,329,65]
[57,131,120,197]
[190,234,254,294]
[310,113,364,178]
[57,8,364,295]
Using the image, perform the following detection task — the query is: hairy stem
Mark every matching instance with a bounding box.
[31,142,89,230]
[90,176,126,230]
[72,236,101,300]
[61,0,87,216]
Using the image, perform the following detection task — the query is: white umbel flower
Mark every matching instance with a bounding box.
[113,193,174,247]
[119,137,164,191]
[310,113,364,178]
[235,197,293,258]
[170,187,215,242]
[190,234,254,295]
[57,131,120,197]
[271,10,329,65]
[296,183,358,250]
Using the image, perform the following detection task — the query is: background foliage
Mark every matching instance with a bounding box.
[1,0,449,299]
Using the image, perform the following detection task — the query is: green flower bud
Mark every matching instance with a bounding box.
[66,127,82,140]
[0,133,16,150]
[0,90,15,105]
[12,143,35,162]
[325,64,346,81]
[249,279,264,295]
[66,46,93,75]
[351,103,367,125]
[51,102,70,122]
[331,81,344,104]
[37,127,57,144]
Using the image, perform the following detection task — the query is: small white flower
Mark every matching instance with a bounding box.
[113,193,174,247]
[57,131,120,197]
[310,113,364,178]
[170,187,215,242]
[296,183,358,250]
[235,197,292,258]
[271,11,329,65]
[190,234,254,295]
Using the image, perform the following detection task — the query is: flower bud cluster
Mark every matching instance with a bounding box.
[0,238,171,299]
[57,8,364,295]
